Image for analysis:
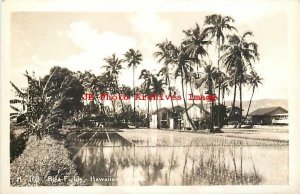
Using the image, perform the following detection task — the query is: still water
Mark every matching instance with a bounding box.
[66,131,288,186]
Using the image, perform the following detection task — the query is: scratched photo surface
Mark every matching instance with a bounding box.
[8,10,289,187]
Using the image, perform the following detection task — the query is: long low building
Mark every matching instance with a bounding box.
[249,106,288,125]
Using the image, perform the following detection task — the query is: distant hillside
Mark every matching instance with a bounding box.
[224,99,288,114]
[173,99,288,115]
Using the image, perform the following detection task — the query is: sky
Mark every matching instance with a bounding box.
[9,1,289,109]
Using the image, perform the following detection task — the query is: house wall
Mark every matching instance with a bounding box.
[170,119,174,130]
[150,114,157,128]
[252,115,272,125]
[150,109,171,129]
[183,106,206,129]
[154,109,170,128]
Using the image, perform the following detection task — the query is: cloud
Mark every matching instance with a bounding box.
[29,21,137,76]
[131,11,171,35]
[130,11,172,56]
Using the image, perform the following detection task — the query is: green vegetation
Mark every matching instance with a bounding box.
[10,136,80,186]
[10,67,84,139]
[10,129,27,163]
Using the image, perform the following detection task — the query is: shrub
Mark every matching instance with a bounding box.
[10,136,82,186]
[10,130,27,163]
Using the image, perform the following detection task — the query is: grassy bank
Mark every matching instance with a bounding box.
[10,136,81,186]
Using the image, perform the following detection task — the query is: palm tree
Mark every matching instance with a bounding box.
[152,76,165,128]
[195,63,219,132]
[204,14,237,129]
[139,69,154,128]
[154,40,176,118]
[243,70,263,121]
[220,32,259,127]
[103,54,125,116]
[238,67,248,126]
[124,49,143,127]
[174,45,197,130]
[180,23,211,130]
[182,23,211,62]
[220,76,231,105]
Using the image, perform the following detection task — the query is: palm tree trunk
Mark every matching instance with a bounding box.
[167,76,175,116]
[222,88,225,105]
[239,79,242,128]
[167,76,175,129]
[221,69,238,128]
[181,71,195,130]
[232,78,237,127]
[217,46,221,129]
[147,99,150,128]
[133,66,136,127]
[209,77,214,132]
[112,100,116,113]
[156,99,159,128]
[243,87,255,123]
[115,80,125,117]
[189,81,195,104]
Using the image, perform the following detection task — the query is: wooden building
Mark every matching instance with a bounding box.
[182,104,210,130]
[249,106,288,125]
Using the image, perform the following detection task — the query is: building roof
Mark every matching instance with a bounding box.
[169,105,185,112]
[152,107,169,115]
[186,103,210,114]
[152,106,185,115]
[249,106,288,116]
[152,104,208,115]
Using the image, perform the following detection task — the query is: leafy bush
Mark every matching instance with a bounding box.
[10,67,84,140]
[10,136,82,186]
[10,131,27,163]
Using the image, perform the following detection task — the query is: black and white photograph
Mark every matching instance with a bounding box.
[1,0,300,194]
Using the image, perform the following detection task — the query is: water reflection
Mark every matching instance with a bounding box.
[66,132,288,185]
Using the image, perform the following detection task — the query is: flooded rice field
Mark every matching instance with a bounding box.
[66,129,288,186]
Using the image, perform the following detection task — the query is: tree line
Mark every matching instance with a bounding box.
[10,14,263,139]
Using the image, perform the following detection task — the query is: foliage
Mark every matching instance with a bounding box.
[10,67,84,139]
[10,136,82,186]
[212,104,227,127]
[10,130,27,163]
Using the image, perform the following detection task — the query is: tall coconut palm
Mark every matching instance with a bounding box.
[139,69,154,128]
[220,76,231,105]
[174,45,197,130]
[152,76,165,128]
[195,63,219,132]
[154,40,176,117]
[238,67,248,126]
[220,32,259,127]
[180,23,211,130]
[103,54,125,116]
[243,70,263,121]
[204,14,237,129]
[139,69,165,128]
[182,23,211,62]
[124,49,143,126]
